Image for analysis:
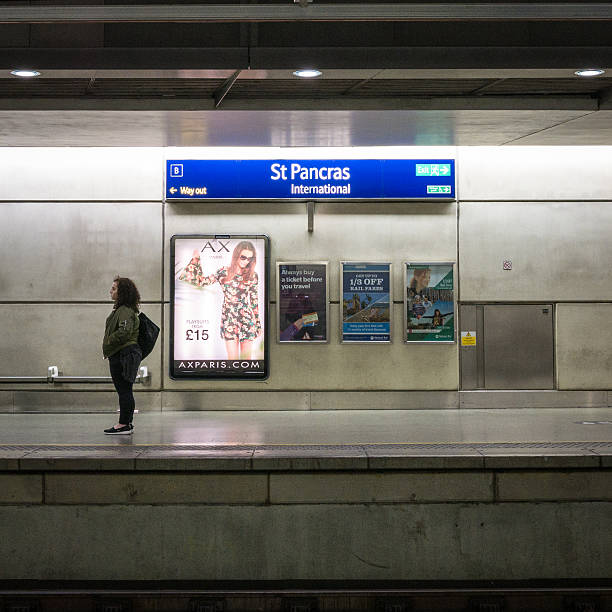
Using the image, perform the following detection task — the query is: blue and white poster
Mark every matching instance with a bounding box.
[341,263,392,343]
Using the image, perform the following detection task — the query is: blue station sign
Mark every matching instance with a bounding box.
[166,159,455,201]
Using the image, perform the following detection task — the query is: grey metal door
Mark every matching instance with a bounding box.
[460,304,554,390]
[484,304,554,389]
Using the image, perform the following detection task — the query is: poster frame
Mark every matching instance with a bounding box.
[276,261,330,344]
[404,261,456,345]
[340,261,393,345]
[169,233,270,380]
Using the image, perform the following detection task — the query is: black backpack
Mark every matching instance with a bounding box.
[138,312,160,359]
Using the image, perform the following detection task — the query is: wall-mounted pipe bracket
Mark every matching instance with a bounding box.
[136,365,150,385]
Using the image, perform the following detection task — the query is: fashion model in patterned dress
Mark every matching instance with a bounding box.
[179,241,262,360]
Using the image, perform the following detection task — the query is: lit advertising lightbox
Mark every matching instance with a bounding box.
[170,235,269,379]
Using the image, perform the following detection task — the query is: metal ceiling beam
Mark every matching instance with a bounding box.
[342,74,382,96]
[251,46,612,69]
[0,96,599,112]
[2,3,612,23]
[2,47,612,70]
[0,48,249,70]
[469,78,509,95]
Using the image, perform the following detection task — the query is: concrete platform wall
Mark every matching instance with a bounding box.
[1,145,612,408]
[0,464,610,581]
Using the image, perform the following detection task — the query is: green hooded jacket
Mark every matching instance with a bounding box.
[103,305,140,358]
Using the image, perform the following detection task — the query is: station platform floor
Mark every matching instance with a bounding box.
[1,408,611,468]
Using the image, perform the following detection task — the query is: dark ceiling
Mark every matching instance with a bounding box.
[0,2,611,146]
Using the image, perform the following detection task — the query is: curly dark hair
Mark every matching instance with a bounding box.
[113,276,141,312]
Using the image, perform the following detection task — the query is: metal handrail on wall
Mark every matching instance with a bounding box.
[0,365,150,385]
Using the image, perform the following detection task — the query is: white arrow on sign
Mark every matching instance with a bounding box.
[440,166,450,175]
[169,187,177,194]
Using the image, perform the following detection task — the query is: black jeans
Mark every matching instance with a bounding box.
[109,352,135,424]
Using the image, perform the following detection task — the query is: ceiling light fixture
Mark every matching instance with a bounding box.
[574,68,605,77]
[10,69,41,78]
[293,69,322,78]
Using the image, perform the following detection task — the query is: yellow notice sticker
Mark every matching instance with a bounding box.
[461,331,477,346]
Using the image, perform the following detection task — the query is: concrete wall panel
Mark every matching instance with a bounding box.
[45,473,267,504]
[557,304,612,390]
[269,472,493,503]
[0,502,610,580]
[162,391,310,411]
[0,475,42,503]
[459,201,612,301]
[163,303,459,392]
[0,392,12,413]
[311,391,458,410]
[165,201,457,303]
[0,304,162,391]
[459,390,608,409]
[13,391,162,413]
[498,471,612,501]
[0,148,162,201]
[0,202,163,301]
[458,146,612,201]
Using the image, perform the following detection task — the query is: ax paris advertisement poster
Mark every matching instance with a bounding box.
[171,235,269,379]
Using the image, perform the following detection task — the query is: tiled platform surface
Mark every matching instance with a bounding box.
[0,408,611,471]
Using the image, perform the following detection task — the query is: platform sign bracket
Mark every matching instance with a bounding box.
[307,201,315,232]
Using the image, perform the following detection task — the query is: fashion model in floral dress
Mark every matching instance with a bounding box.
[179,241,262,360]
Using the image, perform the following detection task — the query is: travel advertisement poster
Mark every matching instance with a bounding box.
[171,235,269,379]
[341,262,392,343]
[277,262,328,343]
[405,262,455,343]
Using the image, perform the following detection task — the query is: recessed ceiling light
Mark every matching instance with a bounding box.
[574,68,605,77]
[10,69,41,78]
[293,69,322,78]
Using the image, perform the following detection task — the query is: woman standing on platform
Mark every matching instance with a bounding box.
[103,277,142,435]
